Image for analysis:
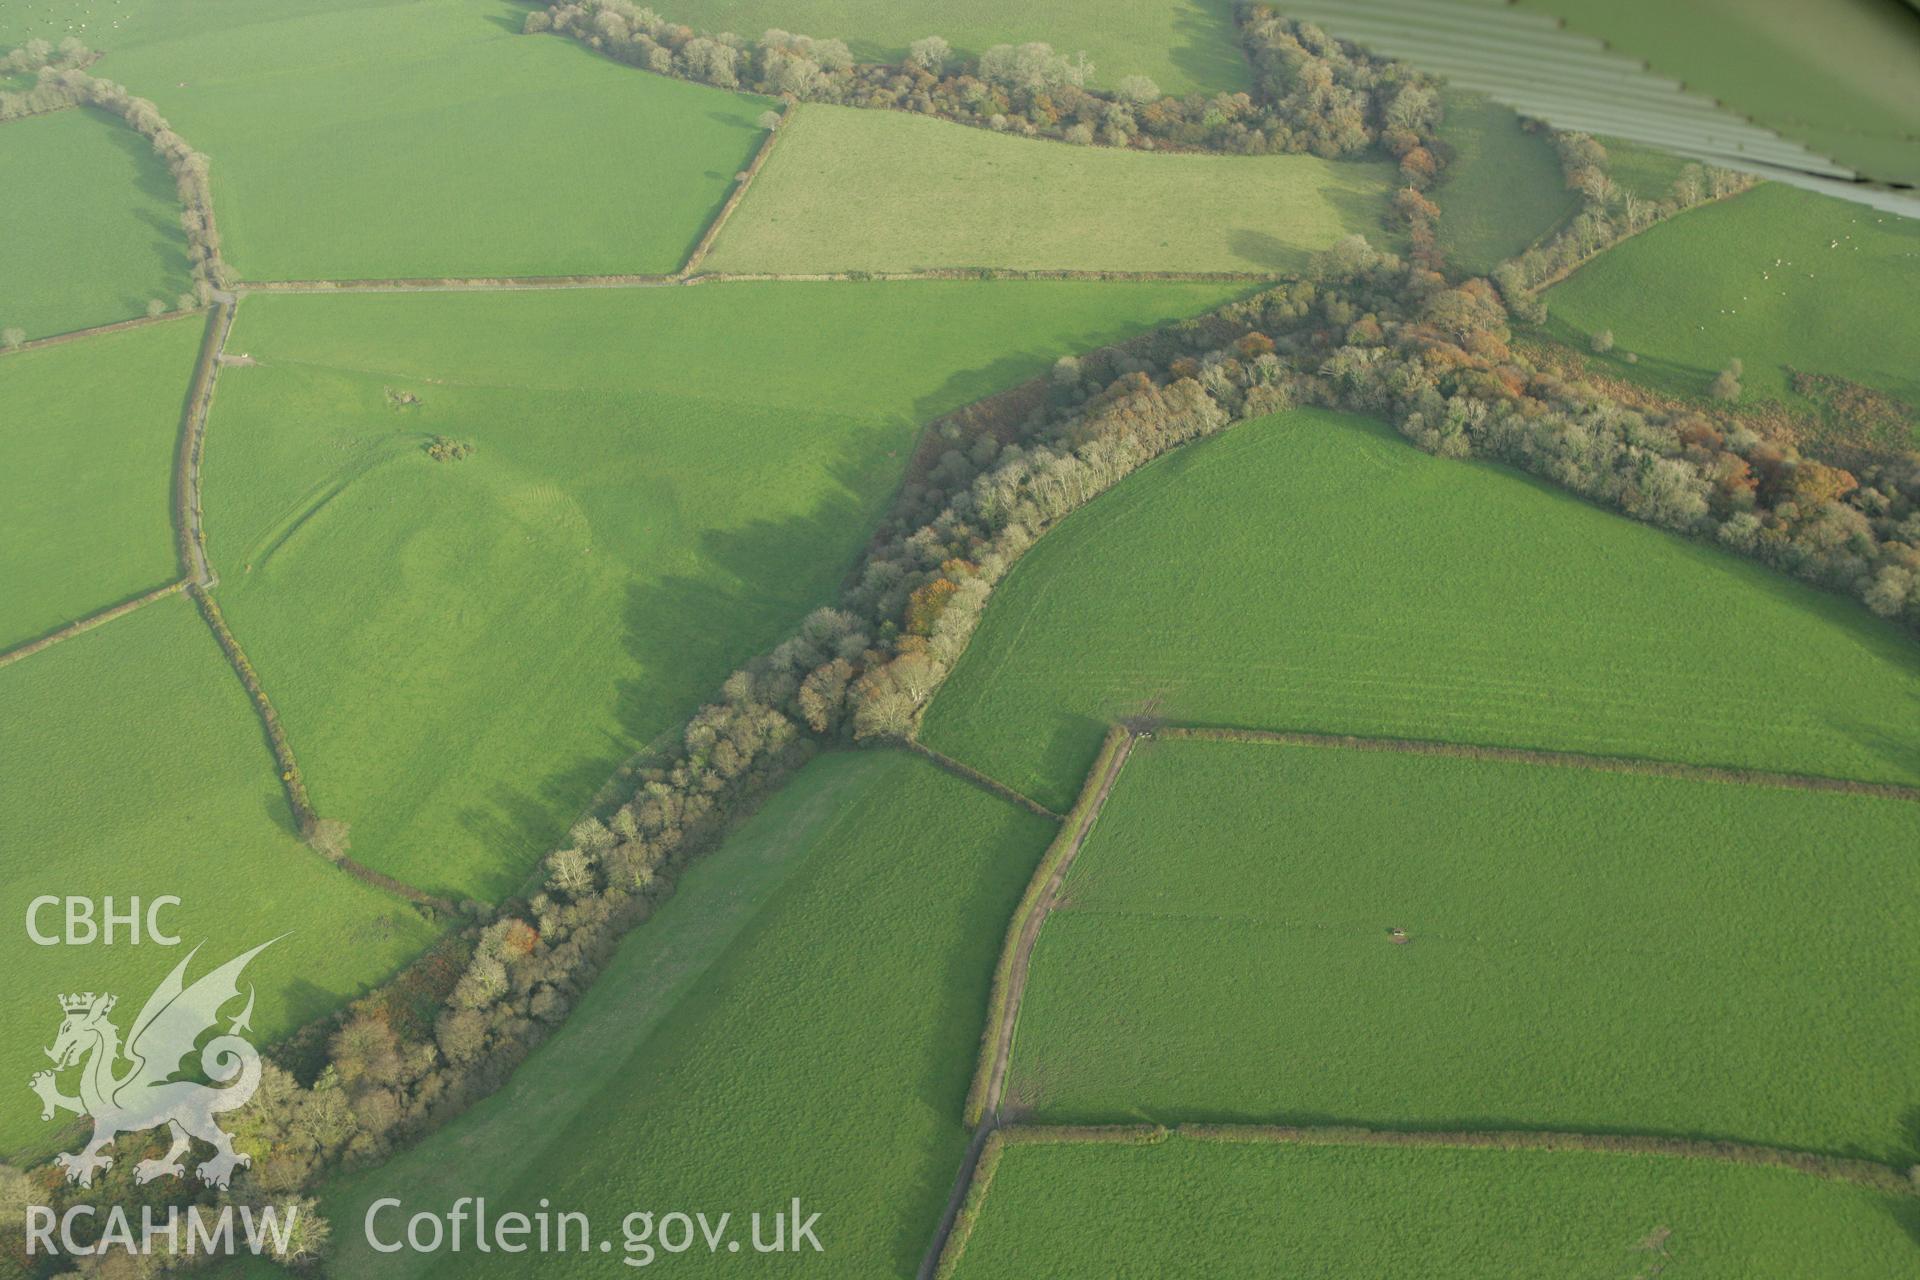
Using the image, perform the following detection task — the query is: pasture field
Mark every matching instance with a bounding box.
[1432,93,1576,276]
[919,410,1920,813]
[1007,737,1920,1158]
[95,0,769,281]
[704,104,1399,276]
[664,0,1248,99]
[200,281,1237,899]
[327,750,1056,1280]
[0,594,437,1159]
[946,1134,1920,1278]
[1543,183,1920,415]
[0,317,200,649]
[0,106,192,339]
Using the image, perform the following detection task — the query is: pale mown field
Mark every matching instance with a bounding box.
[706,104,1399,276]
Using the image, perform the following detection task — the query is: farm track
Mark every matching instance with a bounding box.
[1164,725,1920,802]
[979,730,1133,1123]
[919,1121,999,1280]
[174,295,236,588]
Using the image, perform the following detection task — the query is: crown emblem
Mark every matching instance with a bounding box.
[59,993,112,1015]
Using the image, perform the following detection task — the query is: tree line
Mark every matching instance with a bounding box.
[0,35,93,119]
[1492,129,1757,321]
[528,2,1448,248]
[0,45,231,328]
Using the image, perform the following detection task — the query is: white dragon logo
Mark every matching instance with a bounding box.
[30,939,277,1189]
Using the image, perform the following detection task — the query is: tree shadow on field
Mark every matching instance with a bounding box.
[1886,1195,1920,1251]
[258,793,301,841]
[1465,451,1920,783]
[1167,0,1254,95]
[888,287,1262,429]
[1227,228,1305,273]
[1326,177,1396,241]
[612,435,881,709]
[99,112,193,293]
[480,429,877,799]
[909,347,1058,426]
[476,0,540,36]
[442,430,889,902]
[1030,713,1116,813]
[451,751,637,900]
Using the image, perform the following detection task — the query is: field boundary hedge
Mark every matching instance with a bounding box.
[187,583,455,913]
[930,1124,1168,1280]
[963,726,1134,1127]
[186,584,311,822]
[690,268,1283,285]
[0,308,200,358]
[232,268,1274,294]
[1162,726,1920,803]
[172,297,233,588]
[0,579,186,668]
[239,274,677,293]
[1181,1124,1918,1194]
[906,741,1062,819]
[170,295,455,913]
[676,99,789,277]
[930,1122,1917,1278]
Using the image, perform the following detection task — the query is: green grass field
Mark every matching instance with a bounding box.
[1544,184,1920,413]
[1433,93,1576,276]
[1601,134,1695,204]
[705,104,1398,276]
[0,106,192,339]
[200,281,1238,899]
[1008,737,1920,1159]
[325,749,1056,1279]
[0,318,200,649]
[948,1135,1920,1278]
[920,410,1920,813]
[92,0,769,281]
[0,594,437,1158]
[663,0,1248,98]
